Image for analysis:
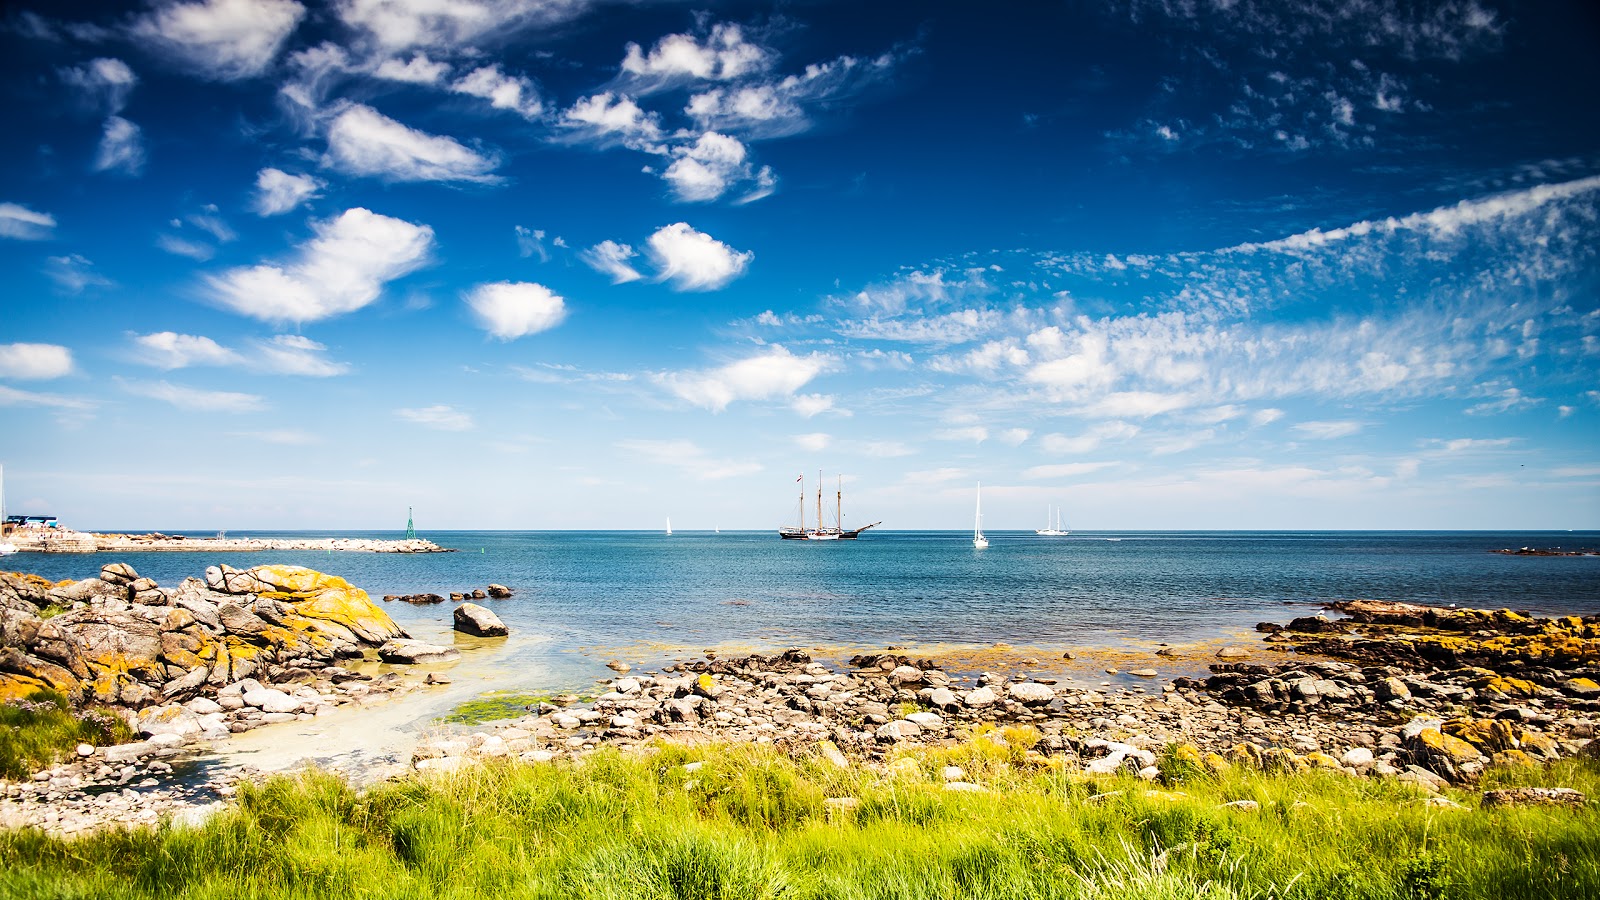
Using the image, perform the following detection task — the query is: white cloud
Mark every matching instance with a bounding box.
[646,222,752,291]
[684,50,902,139]
[1465,386,1540,416]
[514,226,547,260]
[323,104,499,182]
[131,0,306,80]
[580,240,643,283]
[794,432,831,452]
[93,116,145,175]
[791,393,838,418]
[206,207,435,323]
[44,255,110,292]
[615,438,763,481]
[654,345,829,412]
[396,404,474,431]
[451,64,542,119]
[120,378,267,412]
[661,131,772,203]
[466,281,567,340]
[1251,408,1284,427]
[60,58,137,114]
[620,23,769,88]
[998,428,1031,445]
[843,309,1004,346]
[0,203,56,240]
[252,168,324,216]
[0,344,74,380]
[1022,461,1118,480]
[132,332,241,368]
[1291,420,1365,440]
[335,0,591,53]
[373,52,451,84]
[558,92,663,149]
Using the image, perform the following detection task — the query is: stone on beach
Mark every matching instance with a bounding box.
[453,603,509,637]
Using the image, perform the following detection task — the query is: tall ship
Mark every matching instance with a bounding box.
[1036,504,1070,536]
[779,471,880,540]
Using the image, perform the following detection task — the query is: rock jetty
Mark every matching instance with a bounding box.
[6,530,449,554]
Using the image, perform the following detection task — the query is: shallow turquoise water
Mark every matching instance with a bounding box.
[10,530,1598,692]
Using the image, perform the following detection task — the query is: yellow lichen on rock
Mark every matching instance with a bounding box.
[1416,728,1482,763]
[246,565,405,645]
[1444,719,1520,753]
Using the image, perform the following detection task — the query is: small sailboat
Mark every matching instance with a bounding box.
[1036,504,1069,536]
[666,517,672,536]
[973,483,989,549]
[0,464,15,556]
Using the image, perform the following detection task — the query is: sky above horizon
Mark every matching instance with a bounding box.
[1,0,1598,532]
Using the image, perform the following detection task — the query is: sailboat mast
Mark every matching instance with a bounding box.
[798,474,805,531]
[816,469,823,534]
[836,475,842,529]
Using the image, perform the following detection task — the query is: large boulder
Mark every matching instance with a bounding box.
[216,565,406,646]
[453,603,508,637]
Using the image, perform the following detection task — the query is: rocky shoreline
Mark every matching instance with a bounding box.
[5,530,450,554]
[3,569,1596,836]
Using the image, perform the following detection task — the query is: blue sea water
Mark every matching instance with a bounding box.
[9,530,1599,692]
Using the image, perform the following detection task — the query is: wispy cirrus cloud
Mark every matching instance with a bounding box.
[580,240,643,283]
[615,438,762,480]
[0,203,56,240]
[93,116,145,175]
[119,378,267,412]
[396,404,474,431]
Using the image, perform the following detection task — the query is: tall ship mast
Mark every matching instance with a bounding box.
[778,471,880,540]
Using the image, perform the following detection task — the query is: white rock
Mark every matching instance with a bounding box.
[1340,747,1375,769]
[184,697,223,716]
[1006,682,1056,705]
[888,665,924,685]
[963,686,998,708]
[905,711,944,729]
[941,765,966,782]
[875,720,923,741]
[241,688,302,714]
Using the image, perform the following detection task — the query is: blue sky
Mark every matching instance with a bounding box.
[1,0,1597,531]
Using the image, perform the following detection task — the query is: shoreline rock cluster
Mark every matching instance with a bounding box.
[383,584,513,604]
[0,564,463,835]
[5,530,449,554]
[410,603,1598,803]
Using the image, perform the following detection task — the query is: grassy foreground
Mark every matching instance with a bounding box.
[2,733,1596,900]
[0,690,133,781]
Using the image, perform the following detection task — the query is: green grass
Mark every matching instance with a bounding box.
[1,737,1596,900]
[0,690,134,780]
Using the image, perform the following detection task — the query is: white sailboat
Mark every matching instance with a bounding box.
[973,483,989,549]
[1036,504,1069,536]
[666,517,672,536]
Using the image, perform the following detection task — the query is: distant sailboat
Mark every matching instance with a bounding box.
[1036,504,1069,536]
[973,483,989,549]
[666,517,672,536]
[0,464,15,556]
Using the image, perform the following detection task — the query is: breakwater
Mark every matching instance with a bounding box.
[6,530,449,554]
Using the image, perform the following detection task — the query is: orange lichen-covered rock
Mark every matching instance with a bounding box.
[216,565,406,645]
[1444,718,1521,753]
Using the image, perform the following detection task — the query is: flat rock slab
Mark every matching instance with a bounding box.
[379,639,461,664]
[1481,787,1587,809]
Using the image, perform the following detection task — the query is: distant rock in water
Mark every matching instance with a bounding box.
[454,603,508,637]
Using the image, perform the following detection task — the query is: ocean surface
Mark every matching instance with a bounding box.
[9,530,1599,697]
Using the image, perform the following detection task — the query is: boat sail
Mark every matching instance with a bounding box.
[0,464,15,556]
[1036,504,1069,536]
[973,482,989,549]
[666,517,672,535]
[778,471,880,540]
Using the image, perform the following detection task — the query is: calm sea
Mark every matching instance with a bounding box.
[9,531,1599,692]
